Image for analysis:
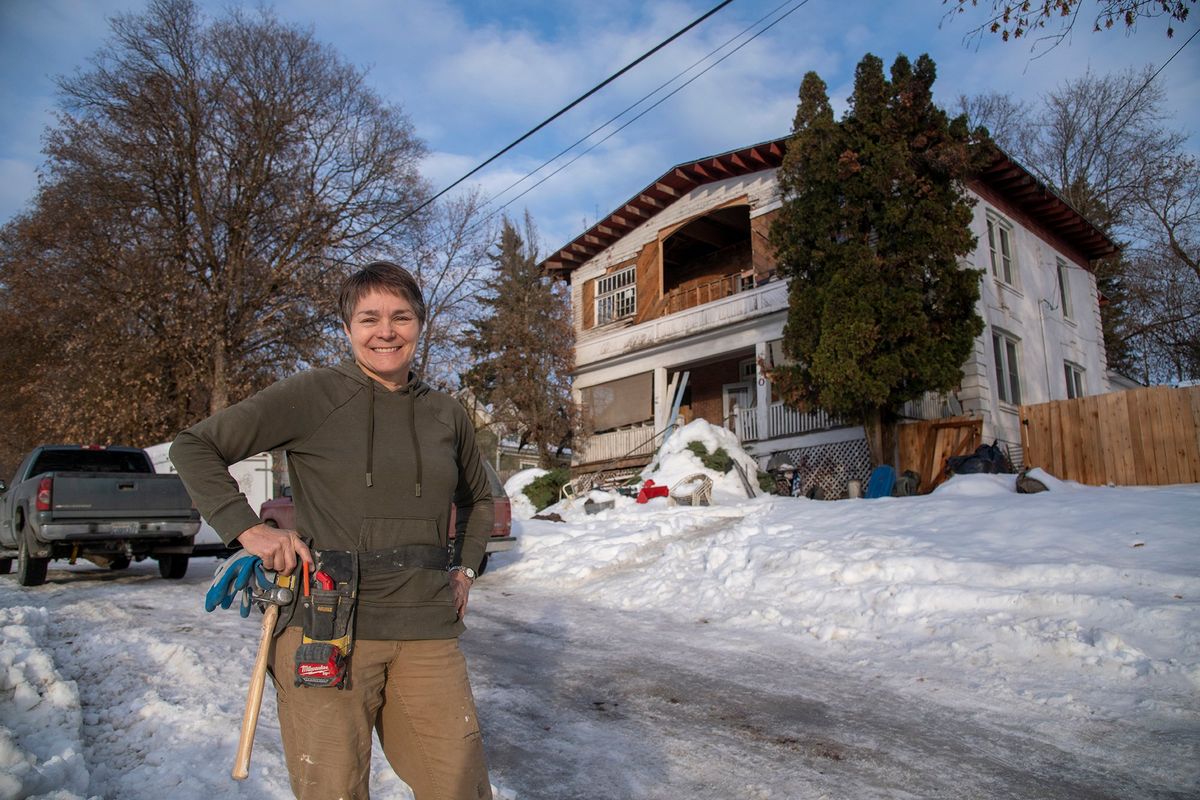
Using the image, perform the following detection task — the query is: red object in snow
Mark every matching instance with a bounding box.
[636,480,670,504]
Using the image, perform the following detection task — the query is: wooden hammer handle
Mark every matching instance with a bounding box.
[232,603,279,781]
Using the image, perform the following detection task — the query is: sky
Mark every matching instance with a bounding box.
[1,0,1197,254]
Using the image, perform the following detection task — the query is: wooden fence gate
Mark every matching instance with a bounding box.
[1020,386,1200,486]
[898,416,984,494]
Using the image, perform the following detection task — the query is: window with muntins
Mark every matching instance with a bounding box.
[1064,362,1085,399]
[986,213,1016,286]
[992,330,1022,405]
[1056,258,1074,320]
[595,266,637,325]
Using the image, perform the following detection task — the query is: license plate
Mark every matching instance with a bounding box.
[109,522,140,536]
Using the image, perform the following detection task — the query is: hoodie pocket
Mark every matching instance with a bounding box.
[357,517,451,608]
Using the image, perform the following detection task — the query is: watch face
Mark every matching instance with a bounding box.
[464,567,477,580]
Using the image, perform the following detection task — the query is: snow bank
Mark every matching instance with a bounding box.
[0,606,90,800]
[504,468,549,520]
[641,419,761,503]
[501,475,1200,719]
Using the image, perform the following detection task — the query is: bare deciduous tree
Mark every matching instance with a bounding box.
[943,0,1195,51]
[0,0,426,455]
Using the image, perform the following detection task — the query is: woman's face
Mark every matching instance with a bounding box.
[344,288,421,388]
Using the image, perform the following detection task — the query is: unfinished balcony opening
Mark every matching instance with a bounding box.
[662,205,752,315]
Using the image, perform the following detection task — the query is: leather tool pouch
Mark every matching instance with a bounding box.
[295,549,358,689]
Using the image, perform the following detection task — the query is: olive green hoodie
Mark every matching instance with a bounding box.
[169,362,493,640]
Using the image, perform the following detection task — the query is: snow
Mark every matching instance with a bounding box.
[503,468,549,519]
[3,421,1198,797]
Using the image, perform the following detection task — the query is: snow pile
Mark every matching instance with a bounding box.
[503,468,549,520]
[640,419,761,503]
[0,606,90,800]
[500,474,1200,718]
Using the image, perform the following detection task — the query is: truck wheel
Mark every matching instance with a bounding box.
[0,558,11,575]
[158,554,188,579]
[109,556,131,570]
[17,540,49,587]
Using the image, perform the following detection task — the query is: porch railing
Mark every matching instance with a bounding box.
[735,403,846,442]
[574,424,658,464]
[664,273,745,316]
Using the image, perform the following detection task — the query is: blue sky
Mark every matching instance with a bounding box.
[1,0,1197,253]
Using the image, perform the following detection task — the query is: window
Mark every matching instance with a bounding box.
[986,213,1016,286]
[1056,258,1073,320]
[595,266,637,325]
[580,372,653,432]
[992,330,1022,405]
[739,359,757,382]
[1064,362,1085,399]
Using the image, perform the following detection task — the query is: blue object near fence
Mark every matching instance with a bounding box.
[864,465,896,499]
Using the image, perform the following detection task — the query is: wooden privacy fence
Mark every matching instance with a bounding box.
[1020,386,1200,486]
[898,416,983,494]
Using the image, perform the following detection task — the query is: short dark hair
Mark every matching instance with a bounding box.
[338,261,426,327]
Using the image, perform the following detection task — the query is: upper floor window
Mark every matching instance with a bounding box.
[595,266,637,325]
[1056,258,1074,320]
[986,213,1016,286]
[992,329,1023,406]
[1064,362,1085,399]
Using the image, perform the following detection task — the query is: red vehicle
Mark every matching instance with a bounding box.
[258,461,514,574]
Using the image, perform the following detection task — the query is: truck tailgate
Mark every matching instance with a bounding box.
[48,472,195,519]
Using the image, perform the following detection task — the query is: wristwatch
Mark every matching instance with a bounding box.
[449,565,476,583]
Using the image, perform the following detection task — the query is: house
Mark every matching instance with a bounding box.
[540,137,1119,492]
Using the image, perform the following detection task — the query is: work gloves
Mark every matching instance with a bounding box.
[205,550,276,617]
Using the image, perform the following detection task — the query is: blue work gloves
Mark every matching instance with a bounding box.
[205,550,275,617]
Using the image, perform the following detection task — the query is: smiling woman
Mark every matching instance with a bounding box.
[170,261,496,799]
[339,262,428,390]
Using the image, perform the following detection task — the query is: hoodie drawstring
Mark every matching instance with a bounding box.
[409,393,422,497]
[365,380,423,497]
[366,386,375,487]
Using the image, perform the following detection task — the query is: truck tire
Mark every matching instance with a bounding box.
[158,554,188,579]
[17,540,49,587]
[0,558,11,574]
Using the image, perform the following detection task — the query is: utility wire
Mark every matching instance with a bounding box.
[398,0,736,229]
[1097,26,1199,138]
[465,0,813,239]
[479,0,797,214]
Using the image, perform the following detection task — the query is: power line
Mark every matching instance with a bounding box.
[1097,26,1199,138]
[479,0,797,214]
[398,0,737,228]
[467,0,813,237]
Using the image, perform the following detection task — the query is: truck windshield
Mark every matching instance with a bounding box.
[29,450,152,475]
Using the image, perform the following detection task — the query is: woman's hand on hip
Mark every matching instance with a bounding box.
[450,570,472,619]
[236,523,313,576]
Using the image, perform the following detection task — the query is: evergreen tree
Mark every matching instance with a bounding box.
[464,215,577,467]
[769,54,986,465]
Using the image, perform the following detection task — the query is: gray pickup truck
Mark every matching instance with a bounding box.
[0,445,201,586]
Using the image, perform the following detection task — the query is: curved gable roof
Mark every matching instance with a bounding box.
[540,136,1118,277]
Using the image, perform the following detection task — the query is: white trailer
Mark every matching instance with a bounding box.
[144,443,274,556]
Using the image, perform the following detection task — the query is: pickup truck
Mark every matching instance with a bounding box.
[0,445,201,586]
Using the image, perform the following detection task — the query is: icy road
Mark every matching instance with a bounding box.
[2,554,1196,800]
[4,455,1199,799]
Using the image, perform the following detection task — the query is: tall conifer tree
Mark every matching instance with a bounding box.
[464,215,577,467]
[769,54,986,464]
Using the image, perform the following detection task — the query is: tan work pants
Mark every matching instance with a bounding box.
[269,626,492,800]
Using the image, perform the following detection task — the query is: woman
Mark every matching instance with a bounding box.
[171,262,494,800]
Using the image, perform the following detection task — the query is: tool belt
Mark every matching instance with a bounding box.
[293,545,449,690]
